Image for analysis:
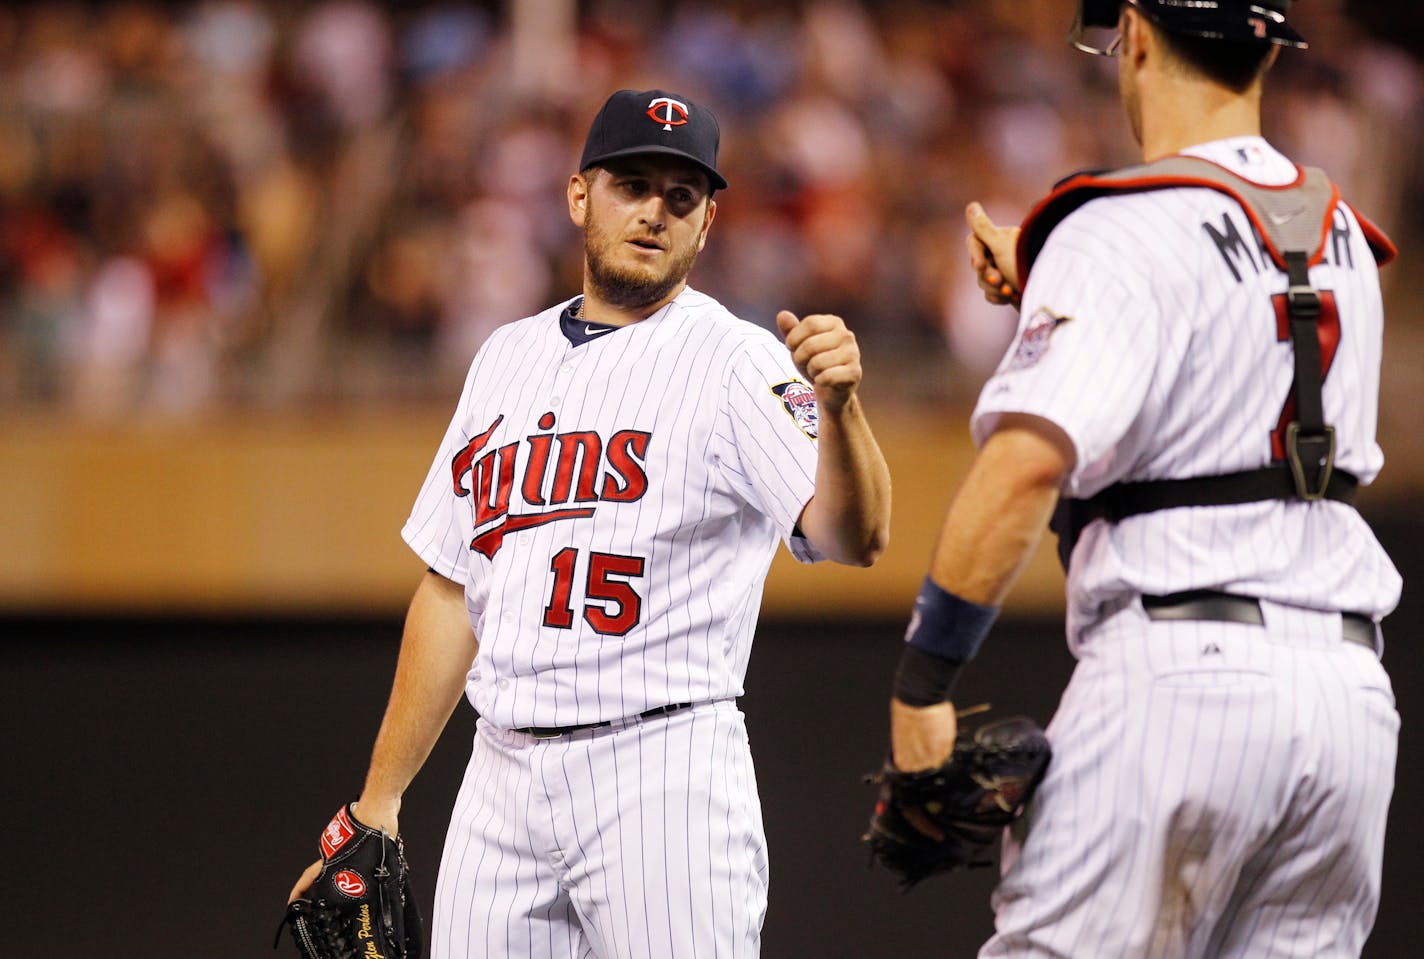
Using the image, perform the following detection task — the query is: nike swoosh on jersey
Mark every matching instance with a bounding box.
[586,324,613,336]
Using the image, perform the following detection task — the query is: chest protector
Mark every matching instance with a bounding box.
[1014,155,1398,570]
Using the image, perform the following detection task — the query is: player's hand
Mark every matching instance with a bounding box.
[288,857,324,903]
[965,202,1022,307]
[352,796,400,837]
[775,310,862,415]
[890,698,959,772]
[889,698,960,840]
[288,798,401,903]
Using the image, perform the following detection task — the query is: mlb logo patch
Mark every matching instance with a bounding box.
[771,380,819,438]
[1007,308,1072,371]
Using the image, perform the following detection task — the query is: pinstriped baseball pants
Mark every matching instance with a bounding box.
[431,700,768,958]
[982,599,1399,959]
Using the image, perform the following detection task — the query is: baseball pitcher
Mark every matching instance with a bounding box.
[283,87,891,959]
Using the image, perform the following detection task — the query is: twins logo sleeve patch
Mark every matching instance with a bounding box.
[771,380,819,438]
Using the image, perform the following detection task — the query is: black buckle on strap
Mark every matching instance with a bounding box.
[1286,282,1321,320]
[1285,423,1336,501]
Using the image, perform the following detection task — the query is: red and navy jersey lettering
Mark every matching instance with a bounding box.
[449,412,651,559]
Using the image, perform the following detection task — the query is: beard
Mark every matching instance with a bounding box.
[583,209,701,312]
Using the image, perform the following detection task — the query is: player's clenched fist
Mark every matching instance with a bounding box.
[775,310,862,414]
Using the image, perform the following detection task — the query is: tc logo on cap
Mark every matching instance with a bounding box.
[647,97,689,131]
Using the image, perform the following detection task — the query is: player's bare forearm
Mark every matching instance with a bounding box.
[929,417,1071,604]
[775,309,891,566]
[890,417,1070,770]
[800,392,892,566]
[357,570,477,832]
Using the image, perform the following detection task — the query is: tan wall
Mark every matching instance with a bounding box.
[2,404,1411,617]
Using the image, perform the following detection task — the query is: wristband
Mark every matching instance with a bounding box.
[892,577,999,706]
[892,645,965,706]
[904,576,999,663]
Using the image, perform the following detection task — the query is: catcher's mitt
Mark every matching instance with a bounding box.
[863,715,1051,887]
[276,804,423,959]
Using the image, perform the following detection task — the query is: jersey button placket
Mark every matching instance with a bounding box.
[551,346,578,412]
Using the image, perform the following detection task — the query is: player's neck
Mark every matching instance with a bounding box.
[579,282,687,327]
[1138,81,1264,163]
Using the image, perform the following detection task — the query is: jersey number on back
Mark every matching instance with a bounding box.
[1269,289,1340,462]
[543,547,646,636]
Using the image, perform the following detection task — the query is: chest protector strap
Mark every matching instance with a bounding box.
[1015,156,1398,570]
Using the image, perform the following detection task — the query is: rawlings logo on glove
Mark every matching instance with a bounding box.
[276,804,423,959]
[863,716,1051,887]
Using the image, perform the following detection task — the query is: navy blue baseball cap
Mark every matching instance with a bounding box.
[579,88,728,191]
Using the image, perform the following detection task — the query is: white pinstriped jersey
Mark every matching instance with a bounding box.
[403,286,823,730]
[973,137,1400,642]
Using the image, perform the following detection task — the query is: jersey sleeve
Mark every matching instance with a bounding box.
[972,209,1162,494]
[715,336,826,563]
[400,358,482,585]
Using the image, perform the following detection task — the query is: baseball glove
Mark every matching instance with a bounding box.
[276,804,423,959]
[863,715,1051,887]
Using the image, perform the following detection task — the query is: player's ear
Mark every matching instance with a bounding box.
[695,198,717,252]
[568,172,591,227]
[1121,6,1152,67]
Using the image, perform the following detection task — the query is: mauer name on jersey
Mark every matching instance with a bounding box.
[450,411,651,558]
[1203,203,1356,283]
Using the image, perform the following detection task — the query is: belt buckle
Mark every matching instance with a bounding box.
[526,727,564,740]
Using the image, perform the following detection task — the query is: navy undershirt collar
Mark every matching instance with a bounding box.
[559,298,620,346]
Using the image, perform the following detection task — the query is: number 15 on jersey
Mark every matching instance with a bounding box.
[544,547,647,636]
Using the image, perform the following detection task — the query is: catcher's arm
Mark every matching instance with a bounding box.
[290,570,475,902]
[891,417,1071,771]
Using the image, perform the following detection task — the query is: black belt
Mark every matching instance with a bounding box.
[515,702,695,740]
[1141,590,1375,649]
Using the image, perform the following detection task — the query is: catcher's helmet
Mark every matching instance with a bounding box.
[1071,0,1307,55]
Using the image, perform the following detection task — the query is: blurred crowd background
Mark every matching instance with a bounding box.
[1,0,1420,417]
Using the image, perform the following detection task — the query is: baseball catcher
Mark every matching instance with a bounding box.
[276,804,422,959]
[864,713,1050,887]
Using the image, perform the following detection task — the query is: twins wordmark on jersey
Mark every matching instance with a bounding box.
[450,411,651,559]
